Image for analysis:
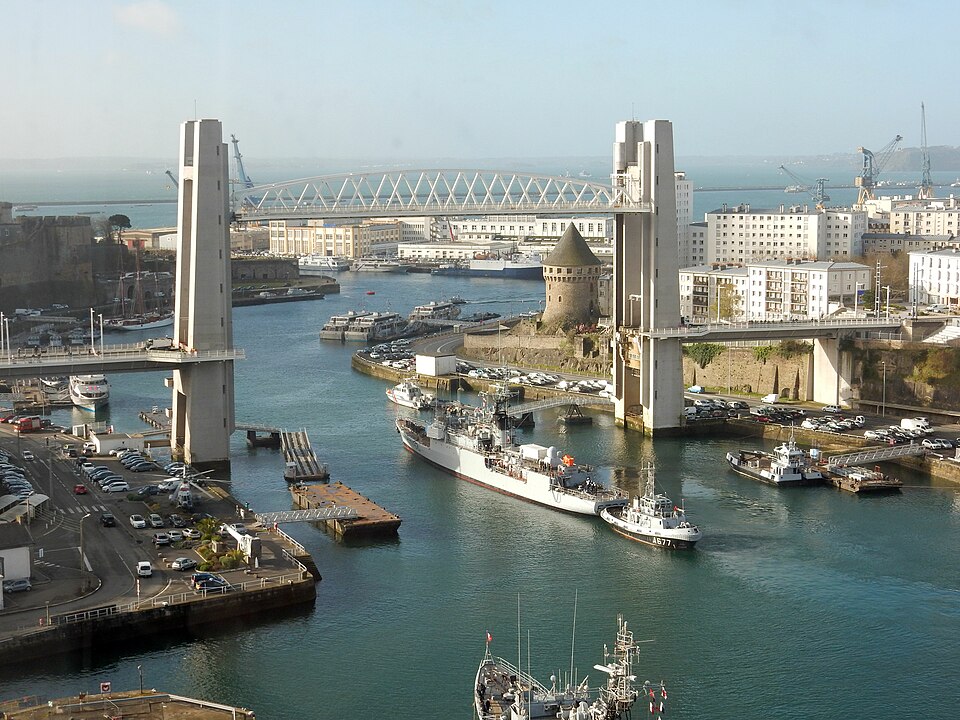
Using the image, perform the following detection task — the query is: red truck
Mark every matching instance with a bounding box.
[13,416,43,433]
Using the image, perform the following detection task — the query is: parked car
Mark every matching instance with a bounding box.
[822,405,843,413]
[2,578,32,593]
[130,514,147,529]
[182,528,201,540]
[148,513,165,528]
[103,481,130,493]
[171,557,197,571]
[136,561,153,577]
[100,512,117,527]
[687,385,704,394]
[153,532,171,546]
[168,513,187,528]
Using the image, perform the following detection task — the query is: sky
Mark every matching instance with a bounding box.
[3,0,959,162]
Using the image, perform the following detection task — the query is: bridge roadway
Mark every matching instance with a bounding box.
[232,170,649,222]
[505,394,611,417]
[633,316,902,342]
[0,342,244,380]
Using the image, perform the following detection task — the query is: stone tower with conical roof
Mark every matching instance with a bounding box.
[540,223,603,328]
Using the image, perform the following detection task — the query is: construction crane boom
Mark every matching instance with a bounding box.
[918,103,934,200]
[777,165,830,209]
[165,170,179,189]
[230,134,255,189]
[855,134,903,207]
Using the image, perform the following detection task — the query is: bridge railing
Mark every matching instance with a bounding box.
[634,317,903,338]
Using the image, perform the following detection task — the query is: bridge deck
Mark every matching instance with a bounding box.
[506,394,611,417]
[290,482,401,538]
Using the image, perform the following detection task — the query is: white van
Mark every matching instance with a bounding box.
[761,393,779,404]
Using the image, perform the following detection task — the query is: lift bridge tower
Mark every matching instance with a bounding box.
[171,119,236,471]
[612,120,683,434]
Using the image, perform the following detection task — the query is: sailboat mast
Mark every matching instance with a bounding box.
[569,588,578,693]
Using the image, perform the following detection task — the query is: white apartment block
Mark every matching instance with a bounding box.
[889,197,960,236]
[448,215,613,243]
[396,241,515,261]
[675,171,694,266]
[688,222,707,266]
[679,260,872,322]
[909,246,960,308]
[705,204,866,263]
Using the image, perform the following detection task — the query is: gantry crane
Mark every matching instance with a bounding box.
[855,134,903,207]
[777,165,831,210]
[230,134,255,189]
[165,169,179,189]
[918,103,934,200]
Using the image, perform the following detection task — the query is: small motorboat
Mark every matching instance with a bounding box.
[366,290,376,295]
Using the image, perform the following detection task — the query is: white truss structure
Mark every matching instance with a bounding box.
[233,169,649,220]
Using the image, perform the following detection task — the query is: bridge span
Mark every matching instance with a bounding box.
[633,316,903,343]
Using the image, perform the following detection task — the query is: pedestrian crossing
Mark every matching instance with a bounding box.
[63,505,108,514]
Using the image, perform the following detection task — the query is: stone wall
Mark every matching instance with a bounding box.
[232,257,299,282]
[682,346,812,399]
[462,323,611,375]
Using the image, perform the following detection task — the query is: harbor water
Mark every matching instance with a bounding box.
[1,271,959,719]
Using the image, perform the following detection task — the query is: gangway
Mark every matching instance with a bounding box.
[506,393,611,417]
[824,443,926,467]
[280,429,329,481]
[256,507,359,525]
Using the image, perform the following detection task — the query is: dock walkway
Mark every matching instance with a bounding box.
[280,429,329,481]
[291,482,401,538]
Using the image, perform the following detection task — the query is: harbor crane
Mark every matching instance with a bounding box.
[855,134,903,207]
[777,165,830,210]
[165,169,179,189]
[230,134,255,189]
[918,103,934,200]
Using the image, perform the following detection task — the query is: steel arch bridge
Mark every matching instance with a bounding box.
[232,169,649,221]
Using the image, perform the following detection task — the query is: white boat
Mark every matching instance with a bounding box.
[397,389,627,515]
[39,376,68,393]
[102,311,174,332]
[319,310,370,341]
[475,614,647,720]
[353,259,407,273]
[601,464,702,549]
[386,379,434,410]
[69,374,110,411]
[408,300,461,322]
[432,252,543,280]
[725,436,824,486]
[298,255,352,275]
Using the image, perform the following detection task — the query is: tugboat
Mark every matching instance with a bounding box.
[475,614,647,720]
[725,434,823,486]
[601,464,702,549]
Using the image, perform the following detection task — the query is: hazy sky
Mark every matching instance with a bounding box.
[3,0,958,161]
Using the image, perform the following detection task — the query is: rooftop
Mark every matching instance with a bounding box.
[543,224,602,267]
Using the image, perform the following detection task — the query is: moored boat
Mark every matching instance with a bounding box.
[475,614,647,720]
[69,374,110,411]
[353,259,407,273]
[432,252,543,280]
[408,300,461,323]
[725,436,823,486]
[386,379,434,410]
[102,311,174,332]
[397,388,626,515]
[298,254,351,275]
[601,464,702,549]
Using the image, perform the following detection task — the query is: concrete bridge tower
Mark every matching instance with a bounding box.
[170,119,235,471]
[612,120,683,434]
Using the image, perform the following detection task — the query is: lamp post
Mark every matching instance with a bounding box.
[98,314,104,357]
[3,316,10,362]
[854,282,864,317]
[138,665,143,695]
[716,283,722,323]
[882,285,891,319]
[89,308,95,355]
[79,512,91,566]
[881,361,887,416]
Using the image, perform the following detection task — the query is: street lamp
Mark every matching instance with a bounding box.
[89,308,95,355]
[882,285,891,319]
[79,512,91,569]
[138,665,143,695]
[854,282,864,317]
[98,314,104,357]
[881,361,887,416]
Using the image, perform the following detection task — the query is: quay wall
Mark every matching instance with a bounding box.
[0,579,316,665]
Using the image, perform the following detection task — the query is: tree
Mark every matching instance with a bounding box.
[709,282,743,322]
[108,214,132,244]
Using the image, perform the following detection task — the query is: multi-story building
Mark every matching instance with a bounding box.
[889,198,960,236]
[909,245,960,309]
[861,233,953,255]
[679,260,872,322]
[268,220,408,258]
[704,204,867,263]
[675,171,694,266]
[395,241,515,261]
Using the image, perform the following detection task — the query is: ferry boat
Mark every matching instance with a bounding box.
[39,376,68,393]
[397,389,627,515]
[353,259,407,273]
[432,252,543,280]
[601,464,702,549]
[408,300,461,323]
[69,374,110,411]
[386,379,434,410]
[343,311,407,342]
[475,614,646,720]
[298,255,351,275]
[319,311,371,341]
[102,311,174,332]
[726,436,824,486]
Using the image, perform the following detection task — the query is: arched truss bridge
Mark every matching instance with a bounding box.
[232,169,649,221]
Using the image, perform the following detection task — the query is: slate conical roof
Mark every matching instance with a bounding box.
[543,223,602,267]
